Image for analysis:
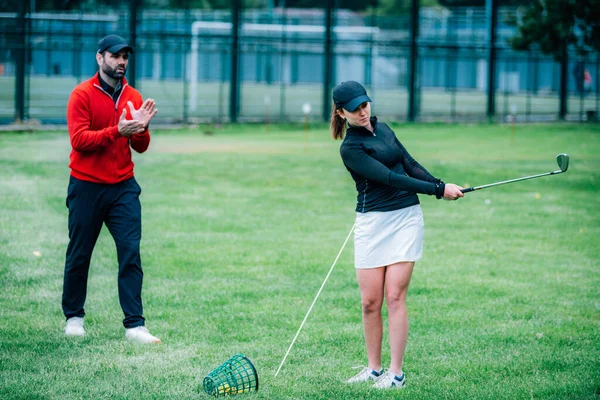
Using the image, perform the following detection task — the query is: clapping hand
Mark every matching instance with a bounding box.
[127,98,158,129]
[118,99,158,137]
[117,108,145,137]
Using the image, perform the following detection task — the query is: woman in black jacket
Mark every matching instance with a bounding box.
[331,81,463,389]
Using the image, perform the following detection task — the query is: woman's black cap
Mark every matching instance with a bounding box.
[332,81,372,112]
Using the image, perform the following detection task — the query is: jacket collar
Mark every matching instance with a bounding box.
[98,74,122,94]
[346,116,378,136]
[93,72,128,90]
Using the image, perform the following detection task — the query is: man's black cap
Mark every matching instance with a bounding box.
[332,81,371,112]
[97,34,134,54]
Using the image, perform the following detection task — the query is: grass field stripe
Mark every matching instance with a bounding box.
[274,222,356,378]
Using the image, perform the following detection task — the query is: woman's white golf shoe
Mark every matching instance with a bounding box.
[372,370,406,389]
[346,366,384,383]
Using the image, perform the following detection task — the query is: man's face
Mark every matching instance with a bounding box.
[97,50,129,80]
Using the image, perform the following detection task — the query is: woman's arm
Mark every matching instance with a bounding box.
[341,143,445,198]
[395,137,442,183]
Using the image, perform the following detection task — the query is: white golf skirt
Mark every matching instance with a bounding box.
[354,204,424,269]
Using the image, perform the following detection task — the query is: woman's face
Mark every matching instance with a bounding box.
[337,102,371,128]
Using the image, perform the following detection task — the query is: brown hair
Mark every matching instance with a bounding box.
[330,104,346,140]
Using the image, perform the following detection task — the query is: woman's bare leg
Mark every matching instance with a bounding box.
[356,267,386,371]
[384,261,414,375]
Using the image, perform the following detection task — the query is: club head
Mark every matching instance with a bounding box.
[556,153,569,172]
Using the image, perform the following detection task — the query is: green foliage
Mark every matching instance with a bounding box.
[361,0,441,14]
[262,0,375,11]
[373,0,411,14]
[20,0,441,14]
[166,0,214,9]
[438,0,533,6]
[509,0,600,60]
[0,0,25,12]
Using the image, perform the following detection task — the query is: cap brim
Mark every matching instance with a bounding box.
[343,94,372,112]
[104,44,134,54]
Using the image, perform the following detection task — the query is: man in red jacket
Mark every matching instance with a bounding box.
[63,34,159,343]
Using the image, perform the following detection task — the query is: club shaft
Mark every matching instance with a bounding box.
[462,170,563,193]
[274,222,355,378]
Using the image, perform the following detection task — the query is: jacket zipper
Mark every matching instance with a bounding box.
[93,83,129,181]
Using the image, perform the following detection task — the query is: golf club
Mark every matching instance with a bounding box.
[274,222,356,378]
[461,153,569,193]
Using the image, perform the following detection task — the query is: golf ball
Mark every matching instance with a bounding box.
[484,199,491,205]
[217,383,235,395]
[33,251,41,257]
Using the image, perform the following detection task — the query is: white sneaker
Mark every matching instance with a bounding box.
[125,326,161,344]
[372,370,406,389]
[65,317,85,336]
[346,366,384,383]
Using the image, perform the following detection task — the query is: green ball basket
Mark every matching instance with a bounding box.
[202,354,259,396]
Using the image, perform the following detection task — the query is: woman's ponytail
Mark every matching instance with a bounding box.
[330,105,346,140]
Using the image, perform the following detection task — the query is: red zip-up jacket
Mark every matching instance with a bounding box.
[66,73,151,184]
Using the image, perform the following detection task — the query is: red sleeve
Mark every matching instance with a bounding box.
[130,128,150,153]
[67,89,120,151]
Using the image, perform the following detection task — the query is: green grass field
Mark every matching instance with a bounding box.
[1,123,599,399]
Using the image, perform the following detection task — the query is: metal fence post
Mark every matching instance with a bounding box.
[279,5,288,122]
[408,0,419,122]
[128,0,139,89]
[595,53,600,117]
[486,0,497,121]
[14,1,29,122]
[230,0,241,123]
[558,44,568,120]
[183,7,190,124]
[322,0,334,122]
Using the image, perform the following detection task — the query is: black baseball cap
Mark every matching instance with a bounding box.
[333,81,371,112]
[97,34,134,54]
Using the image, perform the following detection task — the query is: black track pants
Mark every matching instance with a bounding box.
[62,176,145,328]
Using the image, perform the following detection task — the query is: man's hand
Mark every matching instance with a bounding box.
[443,183,464,201]
[118,108,146,137]
[127,98,158,130]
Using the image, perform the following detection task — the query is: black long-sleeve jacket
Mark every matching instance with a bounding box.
[340,117,445,213]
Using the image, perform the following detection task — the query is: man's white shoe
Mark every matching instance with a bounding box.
[125,326,161,344]
[372,370,406,389]
[65,317,85,336]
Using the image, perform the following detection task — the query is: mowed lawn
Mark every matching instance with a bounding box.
[0,123,598,399]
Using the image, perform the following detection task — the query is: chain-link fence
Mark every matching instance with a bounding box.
[1,4,598,124]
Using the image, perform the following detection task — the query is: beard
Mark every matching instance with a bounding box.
[102,63,126,80]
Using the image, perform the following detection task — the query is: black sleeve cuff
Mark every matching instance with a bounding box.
[435,182,445,199]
